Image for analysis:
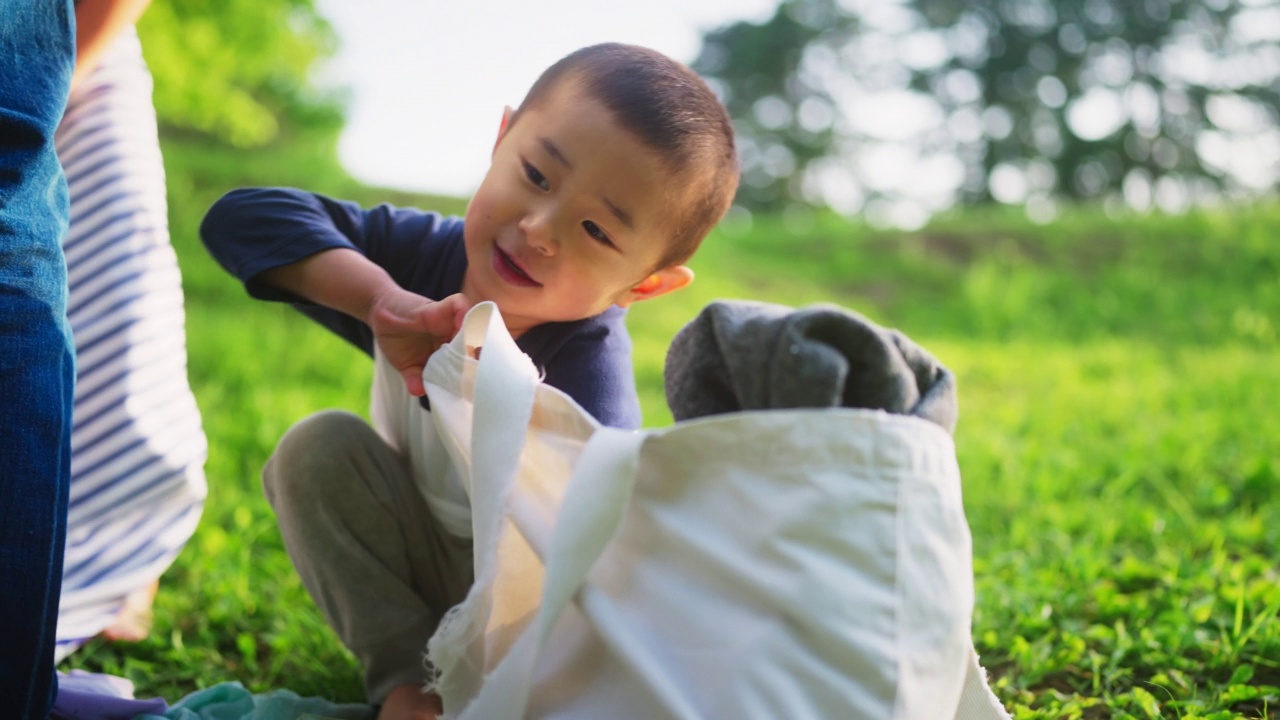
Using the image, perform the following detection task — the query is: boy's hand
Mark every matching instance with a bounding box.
[368,289,472,396]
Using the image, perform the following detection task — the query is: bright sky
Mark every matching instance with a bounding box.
[314,0,776,199]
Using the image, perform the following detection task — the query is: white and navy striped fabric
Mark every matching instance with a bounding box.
[53,27,207,662]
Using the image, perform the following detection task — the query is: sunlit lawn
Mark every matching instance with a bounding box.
[64,133,1279,718]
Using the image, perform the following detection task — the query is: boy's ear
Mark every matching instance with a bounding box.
[616,265,695,308]
[493,106,515,155]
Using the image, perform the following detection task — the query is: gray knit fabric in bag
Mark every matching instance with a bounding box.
[663,300,957,434]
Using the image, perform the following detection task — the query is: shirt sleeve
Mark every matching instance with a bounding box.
[199,187,460,355]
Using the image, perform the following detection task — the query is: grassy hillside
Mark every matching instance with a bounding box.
[64,132,1279,718]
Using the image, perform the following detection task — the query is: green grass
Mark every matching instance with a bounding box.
[63,132,1279,718]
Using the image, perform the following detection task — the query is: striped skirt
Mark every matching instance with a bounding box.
[53,27,208,662]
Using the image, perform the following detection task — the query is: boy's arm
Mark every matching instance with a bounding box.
[261,249,470,395]
[201,187,439,305]
[200,187,470,395]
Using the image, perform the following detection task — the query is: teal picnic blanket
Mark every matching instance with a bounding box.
[135,682,372,720]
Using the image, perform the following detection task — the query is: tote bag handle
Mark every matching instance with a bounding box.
[459,426,705,720]
[450,304,692,719]
[452,302,541,564]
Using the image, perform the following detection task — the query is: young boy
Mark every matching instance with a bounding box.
[201,43,738,719]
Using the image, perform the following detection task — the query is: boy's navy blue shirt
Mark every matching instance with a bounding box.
[201,187,642,429]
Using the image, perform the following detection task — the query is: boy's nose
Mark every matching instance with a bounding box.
[519,214,557,256]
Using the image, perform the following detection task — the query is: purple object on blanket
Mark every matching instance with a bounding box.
[52,670,169,719]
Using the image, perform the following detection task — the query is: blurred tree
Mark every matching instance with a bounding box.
[696,0,1280,216]
[138,0,342,147]
[906,0,1280,208]
[692,0,858,212]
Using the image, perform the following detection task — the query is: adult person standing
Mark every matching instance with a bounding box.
[0,0,77,717]
[54,0,208,658]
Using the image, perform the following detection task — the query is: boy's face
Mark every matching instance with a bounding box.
[461,79,693,336]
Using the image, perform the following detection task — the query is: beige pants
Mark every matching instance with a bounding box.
[264,410,474,703]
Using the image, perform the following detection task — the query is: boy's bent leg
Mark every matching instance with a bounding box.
[0,1,77,717]
[263,410,473,704]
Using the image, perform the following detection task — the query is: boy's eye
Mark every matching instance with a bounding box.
[583,220,614,247]
[523,162,550,191]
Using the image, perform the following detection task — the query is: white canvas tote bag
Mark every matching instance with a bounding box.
[377,302,1009,720]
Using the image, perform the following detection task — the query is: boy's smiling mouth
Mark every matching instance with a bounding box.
[492,244,542,287]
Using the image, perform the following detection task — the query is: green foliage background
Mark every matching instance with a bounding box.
[63,3,1280,717]
[695,0,1280,212]
[137,0,341,147]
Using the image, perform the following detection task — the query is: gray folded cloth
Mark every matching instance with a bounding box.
[663,300,957,434]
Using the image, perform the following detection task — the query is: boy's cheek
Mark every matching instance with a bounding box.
[466,186,502,224]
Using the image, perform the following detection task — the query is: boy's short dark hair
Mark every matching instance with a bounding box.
[514,43,739,269]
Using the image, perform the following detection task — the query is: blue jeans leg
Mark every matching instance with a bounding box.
[0,1,76,718]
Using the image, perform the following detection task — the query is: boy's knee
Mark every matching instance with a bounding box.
[262,410,375,508]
